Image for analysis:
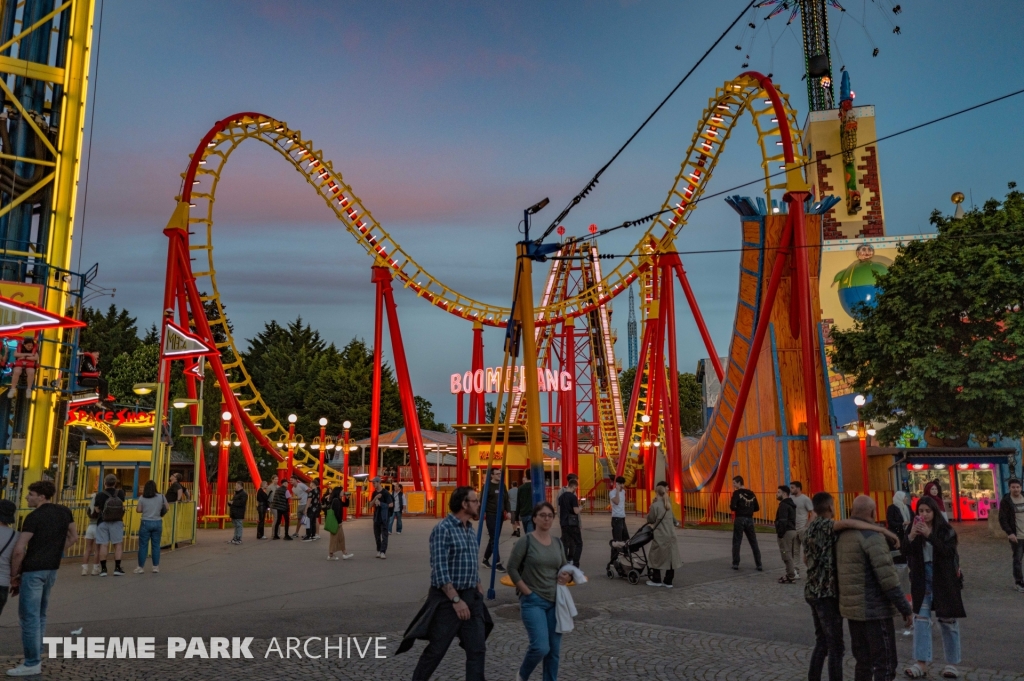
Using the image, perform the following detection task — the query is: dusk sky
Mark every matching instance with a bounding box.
[74,0,1023,423]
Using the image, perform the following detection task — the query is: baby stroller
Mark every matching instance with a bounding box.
[607,523,654,584]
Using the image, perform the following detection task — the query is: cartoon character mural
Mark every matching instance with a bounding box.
[831,244,892,317]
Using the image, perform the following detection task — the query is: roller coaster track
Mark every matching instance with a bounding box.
[170,73,804,482]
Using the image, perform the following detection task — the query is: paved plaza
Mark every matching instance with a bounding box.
[0,516,1021,680]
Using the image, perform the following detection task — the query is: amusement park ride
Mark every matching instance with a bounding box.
[2,0,897,518]
[152,68,841,518]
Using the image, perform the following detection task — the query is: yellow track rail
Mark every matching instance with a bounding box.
[181,75,801,450]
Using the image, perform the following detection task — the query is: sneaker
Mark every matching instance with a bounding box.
[1015,582,1024,593]
[133,567,145,574]
[794,570,801,579]
[272,536,280,540]
[113,567,125,576]
[342,553,354,560]
[379,553,386,560]
[313,535,321,541]
[91,565,101,576]
[756,565,764,572]
[327,555,339,561]
[151,566,159,573]
[731,565,739,570]
[482,558,491,568]
[81,564,89,576]
[663,584,674,589]
[495,562,506,573]
[259,536,269,540]
[283,536,293,541]
[99,570,107,577]
[6,662,41,676]
[302,537,313,542]
[646,581,664,587]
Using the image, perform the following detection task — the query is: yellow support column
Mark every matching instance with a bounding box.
[21,0,97,504]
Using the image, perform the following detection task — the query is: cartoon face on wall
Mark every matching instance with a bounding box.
[831,244,893,317]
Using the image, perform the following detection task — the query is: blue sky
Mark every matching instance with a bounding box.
[74,0,1024,423]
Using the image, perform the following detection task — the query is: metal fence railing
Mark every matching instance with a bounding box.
[12,500,197,560]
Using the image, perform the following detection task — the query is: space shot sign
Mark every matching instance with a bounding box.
[451,366,572,395]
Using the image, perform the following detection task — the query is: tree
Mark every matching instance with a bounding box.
[107,344,159,406]
[617,367,704,436]
[78,305,141,375]
[831,185,1024,443]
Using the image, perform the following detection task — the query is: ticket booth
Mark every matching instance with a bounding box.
[893,448,1017,521]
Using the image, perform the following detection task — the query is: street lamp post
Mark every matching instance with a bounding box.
[318,417,328,481]
[342,420,351,521]
[846,395,876,496]
[215,409,232,528]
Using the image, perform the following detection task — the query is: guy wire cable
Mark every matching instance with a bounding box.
[537,0,758,243]
[563,85,1024,245]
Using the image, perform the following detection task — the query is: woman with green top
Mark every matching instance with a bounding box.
[646,481,682,588]
[507,501,571,681]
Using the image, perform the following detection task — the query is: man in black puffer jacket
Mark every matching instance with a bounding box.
[775,485,798,582]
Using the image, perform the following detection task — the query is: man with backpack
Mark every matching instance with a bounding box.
[92,475,126,576]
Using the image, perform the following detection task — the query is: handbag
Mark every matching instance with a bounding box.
[324,508,339,534]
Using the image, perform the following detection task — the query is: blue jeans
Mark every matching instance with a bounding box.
[18,570,57,667]
[522,517,535,534]
[232,519,244,541]
[914,564,961,664]
[518,591,561,681]
[388,510,402,534]
[138,519,163,567]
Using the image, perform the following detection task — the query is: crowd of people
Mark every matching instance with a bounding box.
[0,466,1018,679]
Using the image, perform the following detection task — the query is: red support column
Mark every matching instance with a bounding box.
[787,191,823,492]
[661,262,685,509]
[470,322,485,425]
[369,268,387,481]
[707,222,795,504]
[562,318,577,478]
[217,407,230,528]
[377,267,435,501]
[456,393,468,486]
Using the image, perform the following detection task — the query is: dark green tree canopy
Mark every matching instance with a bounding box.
[830,185,1024,443]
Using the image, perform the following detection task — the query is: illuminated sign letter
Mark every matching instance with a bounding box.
[473,369,485,394]
[462,372,473,394]
[486,368,501,393]
[450,373,462,394]
[544,369,558,392]
[560,371,572,392]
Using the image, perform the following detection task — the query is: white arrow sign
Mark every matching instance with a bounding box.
[162,321,217,359]
[0,296,85,336]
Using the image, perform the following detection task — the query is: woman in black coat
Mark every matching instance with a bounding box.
[904,495,965,679]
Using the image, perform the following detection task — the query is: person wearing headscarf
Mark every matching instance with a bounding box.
[886,491,912,565]
[922,480,948,519]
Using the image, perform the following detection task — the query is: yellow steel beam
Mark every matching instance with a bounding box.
[0,55,64,83]
[22,0,96,503]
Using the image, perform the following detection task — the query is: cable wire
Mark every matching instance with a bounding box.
[536,0,758,243]
[567,85,1024,244]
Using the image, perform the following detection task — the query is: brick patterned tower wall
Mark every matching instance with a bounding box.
[855,146,884,237]
[816,150,844,241]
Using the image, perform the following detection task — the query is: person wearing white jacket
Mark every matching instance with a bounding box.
[506,502,571,681]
